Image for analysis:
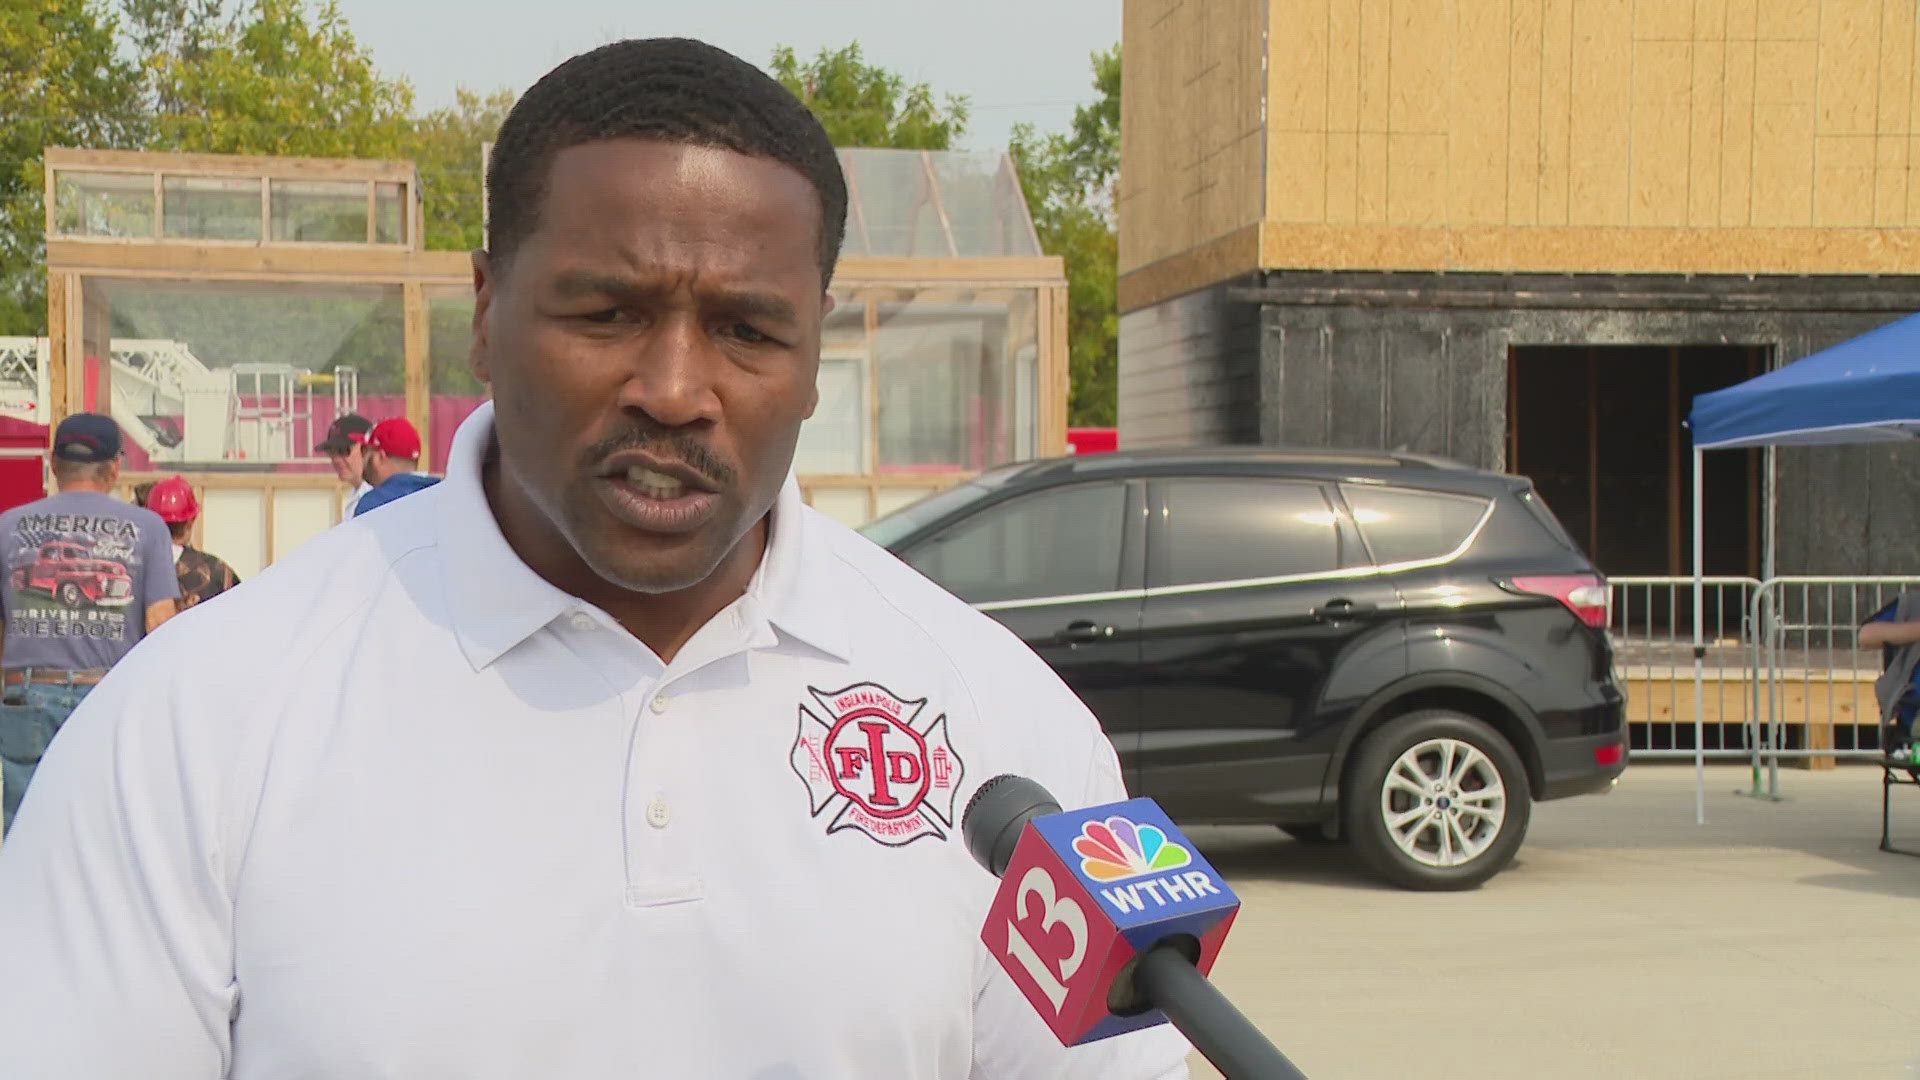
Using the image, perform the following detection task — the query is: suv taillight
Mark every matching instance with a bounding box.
[1504,573,1609,628]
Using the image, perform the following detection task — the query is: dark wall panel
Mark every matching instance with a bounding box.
[1116,275,1260,448]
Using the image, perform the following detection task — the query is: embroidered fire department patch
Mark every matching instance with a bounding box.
[789,681,965,847]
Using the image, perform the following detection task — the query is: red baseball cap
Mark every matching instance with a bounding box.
[351,417,422,459]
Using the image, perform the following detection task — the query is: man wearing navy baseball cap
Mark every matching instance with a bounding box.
[0,413,178,832]
[316,413,376,517]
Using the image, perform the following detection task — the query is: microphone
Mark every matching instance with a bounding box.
[963,774,1306,1079]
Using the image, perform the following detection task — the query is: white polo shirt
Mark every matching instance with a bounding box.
[0,403,1190,1079]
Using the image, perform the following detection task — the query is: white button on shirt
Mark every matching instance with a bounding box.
[0,402,1189,1079]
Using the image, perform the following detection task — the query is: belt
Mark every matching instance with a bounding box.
[3,668,107,687]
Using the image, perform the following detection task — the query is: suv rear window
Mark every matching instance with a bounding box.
[1342,485,1491,565]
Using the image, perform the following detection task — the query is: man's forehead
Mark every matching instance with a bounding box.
[534,139,822,241]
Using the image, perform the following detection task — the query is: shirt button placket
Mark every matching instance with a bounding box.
[625,682,698,909]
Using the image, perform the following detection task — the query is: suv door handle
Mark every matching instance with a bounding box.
[1057,620,1116,643]
[1313,598,1377,622]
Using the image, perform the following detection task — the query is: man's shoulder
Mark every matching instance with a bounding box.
[142,492,442,670]
[803,507,1096,716]
[801,512,1121,806]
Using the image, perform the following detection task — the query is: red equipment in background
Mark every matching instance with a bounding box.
[1066,427,1117,455]
[0,416,48,514]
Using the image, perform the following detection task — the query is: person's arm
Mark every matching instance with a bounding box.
[1860,606,1920,648]
[140,517,183,634]
[0,657,235,1076]
[146,597,178,632]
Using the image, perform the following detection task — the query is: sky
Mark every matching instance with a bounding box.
[330,0,1120,153]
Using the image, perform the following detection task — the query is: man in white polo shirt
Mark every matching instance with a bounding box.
[0,38,1189,1079]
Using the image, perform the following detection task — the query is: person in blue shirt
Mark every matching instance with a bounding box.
[1861,595,1920,759]
[351,418,440,517]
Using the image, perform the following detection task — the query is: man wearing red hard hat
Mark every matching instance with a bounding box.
[140,477,239,610]
[350,418,440,517]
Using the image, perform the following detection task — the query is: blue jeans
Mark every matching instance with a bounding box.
[0,680,95,834]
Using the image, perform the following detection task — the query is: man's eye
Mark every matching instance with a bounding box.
[579,309,623,324]
[730,322,771,343]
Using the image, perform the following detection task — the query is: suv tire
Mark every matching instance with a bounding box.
[57,582,84,608]
[1344,709,1531,891]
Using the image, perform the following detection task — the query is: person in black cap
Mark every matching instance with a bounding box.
[317,413,375,518]
[0,413,180,832]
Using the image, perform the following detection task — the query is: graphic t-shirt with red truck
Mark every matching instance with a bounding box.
[0,491,182,672]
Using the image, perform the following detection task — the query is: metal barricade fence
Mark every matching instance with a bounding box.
[1607,577,1764,761]
[1748,578,1920,782]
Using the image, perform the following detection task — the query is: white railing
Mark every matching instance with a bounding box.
[1607,575,1920,800]
[1607,576,1764,761]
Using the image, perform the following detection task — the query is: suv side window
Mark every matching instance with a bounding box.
[1153,478,1342,588]
[902,482,1127,604]
[1342,485,1491,565]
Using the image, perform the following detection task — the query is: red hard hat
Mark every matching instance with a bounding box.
[148,476,199,524]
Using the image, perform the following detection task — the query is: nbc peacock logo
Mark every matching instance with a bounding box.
[1073,816,1192,883]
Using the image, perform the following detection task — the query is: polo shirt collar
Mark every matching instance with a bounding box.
[436,403,850,669]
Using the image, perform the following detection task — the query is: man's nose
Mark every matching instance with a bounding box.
[616,317,723,427]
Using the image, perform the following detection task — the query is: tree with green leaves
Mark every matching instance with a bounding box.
[1012,46,1120,427]
[139,0,414,158]
[0,0,148,335]
[770,43,969,150]
[404,87,515,253]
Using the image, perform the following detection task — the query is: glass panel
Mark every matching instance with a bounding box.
[1155,479,1341,588]
[841,150,947,256]
[1344,486,1491,565]
[927,152,1041,257]
[426,286,485,472]
[53,171,155,238]
[793,353,866,475]
[795,290,872,477]
[871,288,1038,473]
[162,175,261,240]
[270,179,369,242]
[901,482,1125,604]
[86,276,403,469]
[375,181,406,244]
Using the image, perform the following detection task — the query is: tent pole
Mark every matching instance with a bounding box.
[1693,447,1706,825]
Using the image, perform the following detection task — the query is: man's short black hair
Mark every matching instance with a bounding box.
[485,37,848,285]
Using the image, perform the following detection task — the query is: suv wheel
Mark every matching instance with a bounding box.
[57,582,84,608]
[1344,710,1531,891]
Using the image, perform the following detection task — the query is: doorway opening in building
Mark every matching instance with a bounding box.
[1508,344,1765,612]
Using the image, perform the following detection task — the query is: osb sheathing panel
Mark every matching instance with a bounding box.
[1118,0,1268,276]
[1124,0,1920,309]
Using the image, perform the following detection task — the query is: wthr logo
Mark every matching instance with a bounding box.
[1073,816,1192,882]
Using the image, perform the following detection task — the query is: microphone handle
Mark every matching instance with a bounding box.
[1133,945,1308,1080]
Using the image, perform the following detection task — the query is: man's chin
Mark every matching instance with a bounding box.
[579,535,723,598]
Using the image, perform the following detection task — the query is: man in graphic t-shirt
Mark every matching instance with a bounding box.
[0,413,180,832]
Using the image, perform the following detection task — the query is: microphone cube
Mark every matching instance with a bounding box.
[982,797,1239,1045]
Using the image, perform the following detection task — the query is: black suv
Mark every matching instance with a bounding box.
[861,447,1627,890]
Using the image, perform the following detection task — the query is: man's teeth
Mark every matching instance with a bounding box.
[624,467,688,499]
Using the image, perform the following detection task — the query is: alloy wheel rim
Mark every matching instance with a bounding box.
[1378,737,1507,868]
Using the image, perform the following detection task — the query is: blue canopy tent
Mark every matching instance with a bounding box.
[1683,310,1920,821]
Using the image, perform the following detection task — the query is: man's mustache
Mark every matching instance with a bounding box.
[582,424,736,488]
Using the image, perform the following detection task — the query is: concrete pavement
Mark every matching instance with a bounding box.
[1183,763,1920,1079]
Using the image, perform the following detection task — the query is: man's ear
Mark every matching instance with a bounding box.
[470,249,494,385]
[805,291,834,421]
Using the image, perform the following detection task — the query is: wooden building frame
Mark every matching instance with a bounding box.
[43,146,1069,567]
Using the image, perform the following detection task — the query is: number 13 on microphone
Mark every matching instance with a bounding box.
[981,799,1240,1047]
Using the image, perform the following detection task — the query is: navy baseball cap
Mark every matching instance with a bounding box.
[51,413,122,463]
[317,413,373,455]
